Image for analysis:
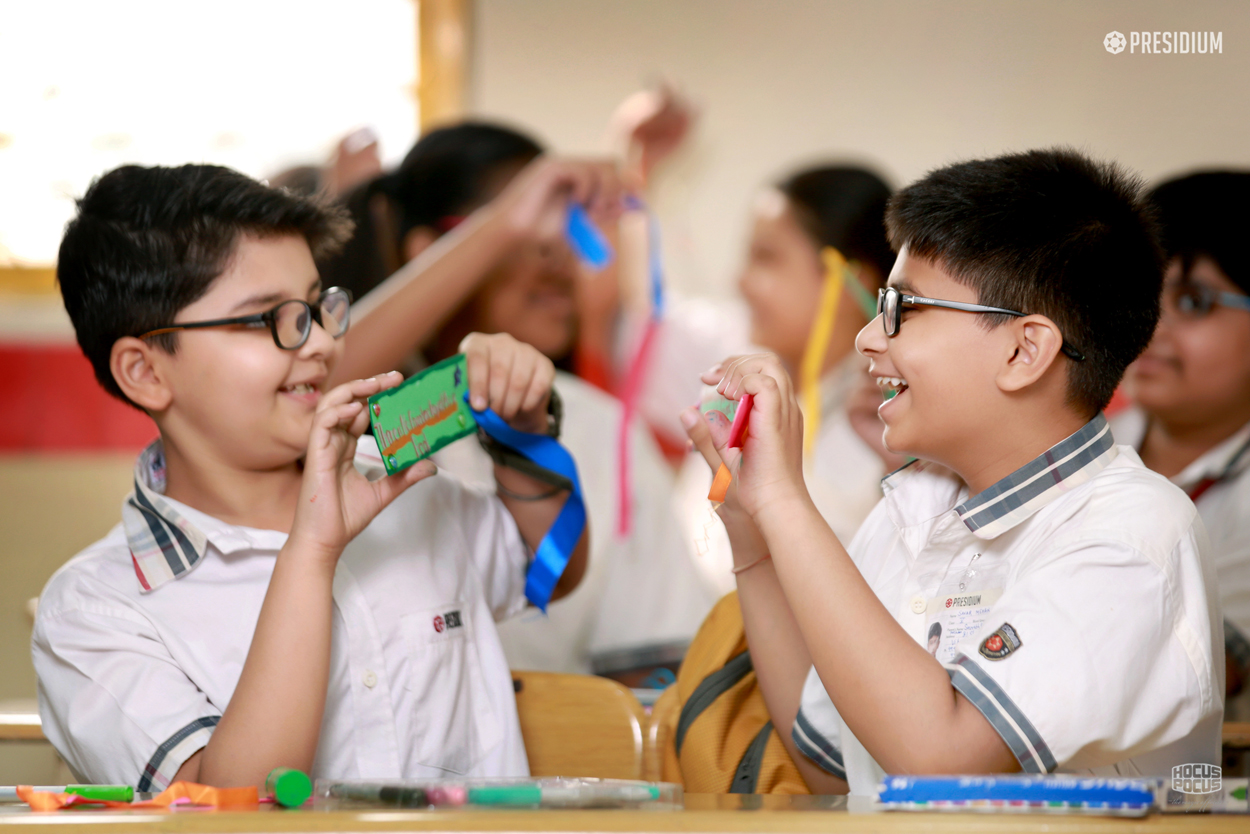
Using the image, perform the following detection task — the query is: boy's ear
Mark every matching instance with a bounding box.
[110,337,173,413]
[996,316,1065,394]
[403,226,439,264]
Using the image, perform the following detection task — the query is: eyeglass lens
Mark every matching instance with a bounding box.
[1170,284,1214,317]
[272,290,350,349]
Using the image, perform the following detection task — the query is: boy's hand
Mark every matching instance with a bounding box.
[289,373,437,566]
[687,354,808,519]
[460,332,556,434]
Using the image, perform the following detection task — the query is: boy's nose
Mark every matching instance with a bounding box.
[300,315,339,358]
[855,315,887,357]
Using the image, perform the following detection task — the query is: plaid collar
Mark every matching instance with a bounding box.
[881,413,1118,540]
[954,413,1118,539]
[121,440,209,592]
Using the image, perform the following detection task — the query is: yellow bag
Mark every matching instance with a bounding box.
[652,591,809,793]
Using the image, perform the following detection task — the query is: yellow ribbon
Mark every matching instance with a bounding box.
[800,247,851,459]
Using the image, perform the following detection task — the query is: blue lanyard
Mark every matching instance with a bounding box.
[468,399,586,612]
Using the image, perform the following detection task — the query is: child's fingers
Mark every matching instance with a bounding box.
[460,336,491,411]
[680,407,725,473]
[717,354,794,404]
[520,363,554,415]
[487,345,515,415]
[372,459,438,509]
[499,351,535,419]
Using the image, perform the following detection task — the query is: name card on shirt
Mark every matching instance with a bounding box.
[369,355,478,476]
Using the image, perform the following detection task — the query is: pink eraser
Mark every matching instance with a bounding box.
[727,394,752,448]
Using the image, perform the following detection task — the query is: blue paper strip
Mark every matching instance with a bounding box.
[566,205,613,270]
[468,397,586,612]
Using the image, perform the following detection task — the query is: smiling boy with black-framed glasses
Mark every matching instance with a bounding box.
[681,149,1222,794]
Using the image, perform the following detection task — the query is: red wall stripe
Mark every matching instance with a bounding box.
[0,344,156,452]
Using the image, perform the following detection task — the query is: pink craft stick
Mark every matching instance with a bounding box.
[727,394,752,448]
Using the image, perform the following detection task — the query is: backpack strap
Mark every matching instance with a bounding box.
[675,650,753,755]
[730,721,774,794]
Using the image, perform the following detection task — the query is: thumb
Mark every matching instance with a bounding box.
[680,407,737,473]
[372,459,438,510]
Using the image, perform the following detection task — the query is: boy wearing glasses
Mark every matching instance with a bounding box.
[681,149,1222,794]
[32,164,588,789]
[1114,171,1250,719]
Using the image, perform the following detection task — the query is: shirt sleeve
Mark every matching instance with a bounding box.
[793,665,847,780]
[943,529,1219,773]
[32,585,220,790]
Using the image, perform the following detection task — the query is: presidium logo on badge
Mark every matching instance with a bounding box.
[432,610,463,634]
[979,623,1022,660]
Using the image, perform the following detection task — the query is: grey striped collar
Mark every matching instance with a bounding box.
[121,440,209,592]
[955,413,1118,539]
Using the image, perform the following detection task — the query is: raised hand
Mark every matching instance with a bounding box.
[289,372,437,564]
[489,157,624,246]
[685,354,808,519]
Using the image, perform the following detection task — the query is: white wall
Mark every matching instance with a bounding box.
[471,0,1250,295]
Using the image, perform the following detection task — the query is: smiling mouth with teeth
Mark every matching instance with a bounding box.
[876,376,909,400]
[284,383,317,395]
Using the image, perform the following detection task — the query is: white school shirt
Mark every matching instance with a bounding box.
[1112,407,1250,720]
[792,415,1224,795]
[32,438,531,790]
[434,372,716,676]
[678,355,886,596]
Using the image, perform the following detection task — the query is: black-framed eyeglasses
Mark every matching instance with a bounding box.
[138,287,352,350]
[876,287,1085,362]
[1166,280,1250,319]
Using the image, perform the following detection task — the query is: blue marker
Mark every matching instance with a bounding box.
[565,205,613,270]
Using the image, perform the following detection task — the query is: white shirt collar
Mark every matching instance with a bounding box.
[122,439,287,592]
[882,413,1119,540]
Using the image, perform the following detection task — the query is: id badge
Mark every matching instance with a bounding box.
[368,354,478,475]
[924,558,1008,665]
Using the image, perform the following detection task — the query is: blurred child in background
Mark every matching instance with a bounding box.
[320,124,714,683]
[1113,171,1250,718]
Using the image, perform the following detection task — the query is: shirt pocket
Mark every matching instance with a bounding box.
[400,602,501,774]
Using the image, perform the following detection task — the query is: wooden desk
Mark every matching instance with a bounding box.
[0,794,1244,833]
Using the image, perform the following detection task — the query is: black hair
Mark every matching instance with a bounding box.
[1148,170,1250,295]
[928,621,942,640]
[320,121,544,302]
[58,163,354,408]
[778,165,895,283]
[885,148,1164,417]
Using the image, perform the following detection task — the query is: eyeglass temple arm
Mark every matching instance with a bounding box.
[902,295,1024,317]
[1220,291,1250,312]
[902,295,1085,361]
[138,313,268,340]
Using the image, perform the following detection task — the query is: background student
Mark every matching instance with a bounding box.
[321,124,715,682]
[1113,170,1250,718]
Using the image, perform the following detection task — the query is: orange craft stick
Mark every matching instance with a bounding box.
[708,462,733,503]
[18,782,259,812]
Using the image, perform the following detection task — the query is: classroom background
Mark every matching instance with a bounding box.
[2,0,1249,784]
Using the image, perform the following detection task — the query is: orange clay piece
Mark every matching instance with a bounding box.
[18,782,259,812]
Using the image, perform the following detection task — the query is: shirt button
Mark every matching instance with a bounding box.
[363,670,378,688]
[910,595,926,615]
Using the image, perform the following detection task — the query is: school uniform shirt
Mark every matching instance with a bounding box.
[433,372,716,676]
[791,415,1224,795]
[678,355,886,596]
[1112,407,1250,720]
[32,437,531,790]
